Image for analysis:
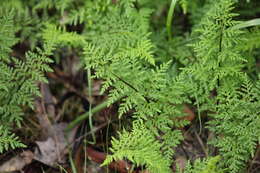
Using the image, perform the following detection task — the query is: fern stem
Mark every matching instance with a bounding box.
[166,0,178,40]
[217,22,224,103]
[195,93,202,134]
[189,76,202,133]
[66,95,125,131]
[87,68,96,144]
[68,150,77,173]
[111,72,151,103]
[111,72,139,93]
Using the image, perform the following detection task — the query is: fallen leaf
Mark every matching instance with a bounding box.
[0,150,34,172]
[34,123,77,167]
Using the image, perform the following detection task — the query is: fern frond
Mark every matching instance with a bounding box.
[0,126,26,153]
[0,10,18,62]
[0,9,53,153]
[103,121,172,173]
[208,78,260,173]
[180,156,224,173]
[82,1,190,171]
[42,23,85,55]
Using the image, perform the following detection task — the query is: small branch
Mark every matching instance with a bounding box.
[66,100,109,131]
[248,145,260,173]
[194,131,208,158]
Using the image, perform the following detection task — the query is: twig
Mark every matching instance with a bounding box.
[248,145,260,173]
[194,131,208,158]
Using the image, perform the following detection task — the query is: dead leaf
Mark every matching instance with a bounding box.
[0,150,34,172]
[34,123,77,167]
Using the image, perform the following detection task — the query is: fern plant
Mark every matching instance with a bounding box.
[179,156,224,173]
[0,9,52,153]
[81,0,260,172]
[103,121,172,173]
[0,0,260,172]
[208,79,260,173]
[80,1,192,172]
[184,0,260,172]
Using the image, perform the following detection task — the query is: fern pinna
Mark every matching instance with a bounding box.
[0,9,52,153]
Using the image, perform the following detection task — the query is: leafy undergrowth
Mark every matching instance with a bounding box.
[0,0,260,173]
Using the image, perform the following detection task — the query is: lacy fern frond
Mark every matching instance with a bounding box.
[180,156,224,173]
[0,9,18,62]
[42,23,85,55]
[0,126,26,153]
[208,78,260,173]
[83,1,191,172]
[103,122,171,173]
[181,1,260,172]
[187,0,246,90]
[0,9,53,153]
[182,0,248,114]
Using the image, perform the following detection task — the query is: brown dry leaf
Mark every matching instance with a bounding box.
[0,150,34,172]
[34,123,77,167]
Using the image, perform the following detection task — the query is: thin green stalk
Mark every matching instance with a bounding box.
[87,68,96,144]
[57,164,69,173]
[66,95,125,131]
[69,150,77,173]
[66,100,109,131]
[189,76,202,134]
[166,0,178,40]
[195,93,202,134]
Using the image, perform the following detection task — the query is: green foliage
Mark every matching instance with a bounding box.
[187,0,246,92]
[183,0,260,172]
[83,1,189,172]
[42,23,85,54]
[0,10,52,153]
[0,9,18,61]
[180,156,224,173]
[0,126,26,153]
[0,0,260,172]
[83,0,260,172]
[208,79,260,173]
[103,121,171,173]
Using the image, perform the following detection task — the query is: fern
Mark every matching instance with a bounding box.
[0,126,26,153]
[42,23,86,54]
[1,0,259,172]
[82,1,190,172]
[0,9,18,62]
[183,0,260,172]
[103,121,171,173]
[208,78,260,173]
[37,0,260,172]
[179,156,224,173]
[0,9,52,153]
